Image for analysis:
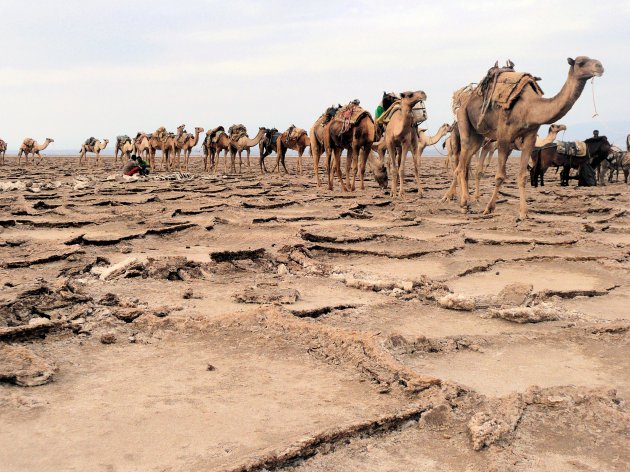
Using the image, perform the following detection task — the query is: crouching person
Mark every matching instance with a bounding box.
[122,154,149,177]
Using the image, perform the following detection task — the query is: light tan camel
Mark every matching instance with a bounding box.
[79,139,109,167]
[148,130,177,171]
[173,127,203,171]
[134,133,151,162]
[472,123,567,202]
[272,126,311,174]
[0,139,6,165]
[443,56,603,219]
[229,127,266,173]
[382,91,428,197]
[114,136,135,164]
[17,138,54,165]
[324,104,386,191]
[215,133,232,174]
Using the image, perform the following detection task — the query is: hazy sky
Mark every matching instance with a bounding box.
[1,0,629,150]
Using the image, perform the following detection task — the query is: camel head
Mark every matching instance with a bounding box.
[369,153,388,189]
[400,90,427,107]
[177,124,186,132]
[195,127,204,134]
[46,138,54,143]
[103,139,109,145]
[567,56,604,80]
[549,124,567,134]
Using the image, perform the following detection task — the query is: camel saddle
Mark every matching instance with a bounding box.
[23,137,35,149]
[209,126,225,143]
[556,140,587,157]
[333,104,370,134]
[85,137,97,146]
[284,127,306,146]
[229,124,247,141]
[154,127,168,143]
[117,135,131,145]
[481,71,543,110]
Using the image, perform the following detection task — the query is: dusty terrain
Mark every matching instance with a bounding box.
[1,154,629,471]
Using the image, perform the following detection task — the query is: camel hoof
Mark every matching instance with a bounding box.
[516,212,528,222]
[482,207,495,216]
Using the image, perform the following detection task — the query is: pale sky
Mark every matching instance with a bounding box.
[1,0,629,151]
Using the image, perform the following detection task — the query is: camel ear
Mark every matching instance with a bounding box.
[567,57,575,66]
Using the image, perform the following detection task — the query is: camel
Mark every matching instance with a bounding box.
[173,127,203,171]
[272,126,311,174]
[324,102,386,191]
[310,105,341,187]
[374,122,451,193]
[114,136,135,165]
[17,138,54,165]
[258,128,279,174]
[0,139,6,165]
[148,129,177,171]
[79,138,109,167]
[229,127,266,173]
[442,56,604,219]
[134,133,151,163]
[382,91,428,197]
[530,135,611,187]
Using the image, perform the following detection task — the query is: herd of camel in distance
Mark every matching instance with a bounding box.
[2,55,629,220]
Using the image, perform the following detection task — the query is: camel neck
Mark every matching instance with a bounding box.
[526,69,587,125]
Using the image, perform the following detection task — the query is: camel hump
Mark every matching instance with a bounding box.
[557,140,587,157]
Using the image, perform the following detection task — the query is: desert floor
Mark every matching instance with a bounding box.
[1,154,629,471]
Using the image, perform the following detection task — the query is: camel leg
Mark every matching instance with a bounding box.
[358,146,368,190]
[473,148,485,202]
[515,133,535,220]
[412,143,424,197]
[246,149,251,170]
[398,144,408,198]
[483,140,512,216]
[297,149,302,175]
[312,143,322,187]
[281,150,289,174]
[387,142,399,197]
[325,148,333,190]
[333,148,347,192]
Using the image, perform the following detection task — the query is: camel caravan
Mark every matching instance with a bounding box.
[3,55,628,217]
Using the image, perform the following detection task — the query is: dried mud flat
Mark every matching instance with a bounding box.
[1,156,629,471]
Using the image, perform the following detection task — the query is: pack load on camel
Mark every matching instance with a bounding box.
[556,140,587,157]
[154,126,168,142]
[22,137,35,149]
[117,135,131,145]
[375,93,427,129]
[318,104,342,128]
[85,137,97,147]
[283,125,307,147]
[333,100,371,135]
[476,60,544,126]
[209,126,226,143]
[229,124,247,141]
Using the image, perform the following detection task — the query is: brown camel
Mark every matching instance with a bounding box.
[114,136,134,165]
[443,56,604,219]
[17,138,54,165]
[310,105,341,187]
[382,91,428,197]
[272,126,311,174]
[324,102,387,191]
[229,127,266,173]
[0,139,7,165]
[258,128,279,174]
[79,139,109,167]
[173,127,203,171]
[148,128,177,171]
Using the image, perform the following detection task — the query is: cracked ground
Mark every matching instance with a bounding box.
[1,156,629,471]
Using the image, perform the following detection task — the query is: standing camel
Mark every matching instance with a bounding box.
[173,127,203,171]
[258,128,279,174]
[148,128,177,171]
[114,136,134,164]
[17,138,54,165]
[273,126,311,174]
[134,133,151,162]
[413,123,452,191]
[382,91,428,197]
[79,138,109,167]
[310,105,341,187]
[229,127,266,173]
[324,102,386,191]
[443,56,604,219]
[0,139,7,165]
